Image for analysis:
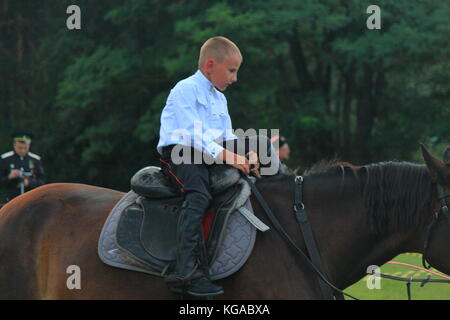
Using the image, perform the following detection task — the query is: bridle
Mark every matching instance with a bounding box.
[244,173,450,300]
[422,183,450,269]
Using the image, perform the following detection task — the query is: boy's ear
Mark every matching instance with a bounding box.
[204,58,215,72]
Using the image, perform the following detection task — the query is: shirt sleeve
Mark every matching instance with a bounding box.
[223,114,237,142]
[167,84,225,159]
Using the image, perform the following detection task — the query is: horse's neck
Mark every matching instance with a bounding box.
[253,176,423,293]
[302,186,424,290]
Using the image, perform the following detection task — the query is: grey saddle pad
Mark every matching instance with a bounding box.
[98,191,257,280]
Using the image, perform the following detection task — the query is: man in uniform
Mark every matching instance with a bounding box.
[0,131,45,202]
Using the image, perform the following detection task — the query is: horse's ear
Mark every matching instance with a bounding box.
[444,147,450,164]
[421,144,450,184]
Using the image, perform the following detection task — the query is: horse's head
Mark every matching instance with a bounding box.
[421,144,450,276]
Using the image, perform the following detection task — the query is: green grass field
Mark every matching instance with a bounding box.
[345,253,450,300]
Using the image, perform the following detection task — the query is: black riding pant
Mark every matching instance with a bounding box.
[160,136,277,198]
[160,145,213,204]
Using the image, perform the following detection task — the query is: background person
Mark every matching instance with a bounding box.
[271,135,291,174]
[0,131,45,202]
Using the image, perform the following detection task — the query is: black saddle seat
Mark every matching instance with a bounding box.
[131,165,241,199]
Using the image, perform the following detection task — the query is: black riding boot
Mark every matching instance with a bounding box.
[166,194,224,297]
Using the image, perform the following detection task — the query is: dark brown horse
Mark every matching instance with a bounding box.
[0,145,449,299]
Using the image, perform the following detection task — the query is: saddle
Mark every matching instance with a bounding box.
[98,165,270,279]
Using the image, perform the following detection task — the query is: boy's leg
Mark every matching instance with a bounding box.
[170,162,212,278]
[160,145,223,296]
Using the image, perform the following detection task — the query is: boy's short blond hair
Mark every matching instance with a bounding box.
[198,36,242,69]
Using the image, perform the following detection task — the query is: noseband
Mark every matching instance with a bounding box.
[437,184,450,225]
[422,183,450,269]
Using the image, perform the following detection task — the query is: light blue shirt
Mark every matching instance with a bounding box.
[157,70,237,158]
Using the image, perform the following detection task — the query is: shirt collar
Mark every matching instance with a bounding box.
[194,70,215,92]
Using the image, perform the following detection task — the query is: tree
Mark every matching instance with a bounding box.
[0,0,448,193]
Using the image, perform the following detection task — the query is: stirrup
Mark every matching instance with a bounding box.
[186,276,224,297]
[169,277,224,297]
[164,264,199,286]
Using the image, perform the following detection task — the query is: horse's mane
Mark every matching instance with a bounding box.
[303,159,433,234]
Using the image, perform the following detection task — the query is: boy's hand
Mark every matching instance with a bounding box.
[218,149,253,175]
[246,151,260,173]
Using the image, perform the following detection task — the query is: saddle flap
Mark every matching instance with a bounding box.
[139,197,181,261]
[115,205,167,270]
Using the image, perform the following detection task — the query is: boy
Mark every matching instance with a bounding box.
[157,36,258,297]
